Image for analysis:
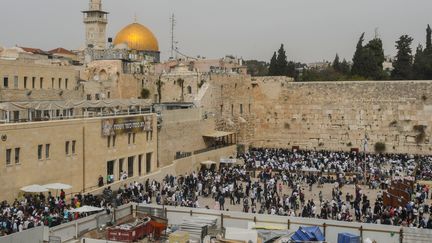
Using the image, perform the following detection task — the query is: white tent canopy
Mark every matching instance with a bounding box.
[200,160,216,165]
[69,206,104,213]
[20,184,49,193]
[43,183,72,190]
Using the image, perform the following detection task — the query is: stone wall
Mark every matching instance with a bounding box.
[157,108,215,167]
[250,80,432,154]
[0,114,157,201]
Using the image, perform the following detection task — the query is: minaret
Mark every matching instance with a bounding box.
[82,0,108,49]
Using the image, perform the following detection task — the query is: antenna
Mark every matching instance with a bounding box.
[170,13,176,59]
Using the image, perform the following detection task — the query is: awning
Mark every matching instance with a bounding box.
[203,131,235,138]
[200,160,216,165]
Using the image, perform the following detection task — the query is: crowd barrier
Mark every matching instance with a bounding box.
[0,226,48,243]
[136,204,432,243]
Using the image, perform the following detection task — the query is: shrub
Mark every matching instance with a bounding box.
[346,142,352,147]
[140,88,150,99]
[374,142,386,153]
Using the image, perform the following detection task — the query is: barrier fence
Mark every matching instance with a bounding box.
[136,204,432,243]
[2,203,431,243]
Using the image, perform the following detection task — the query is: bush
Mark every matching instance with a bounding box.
[374,142,386,153]
[346,142,352,147]
[140,88,150,99]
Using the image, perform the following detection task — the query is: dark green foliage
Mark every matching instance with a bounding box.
[374,142,386,153]
[351,33,366,77]
[351,33,386,80]
[392,35,414,80]
[244,60,269,76]
[276,44,288,75]
[268,52,277,76]
[427,24,431,49]
[332,54,340,71]
[268,44,297,77]
[140,88,150,99]
[413,25,432,80]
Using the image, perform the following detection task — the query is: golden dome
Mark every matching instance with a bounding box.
[113,23,159,52]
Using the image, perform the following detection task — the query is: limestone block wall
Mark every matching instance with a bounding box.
[250,80,432,154]
[157,108,214,167]
[0,114,158,201]
[159,73,205,103]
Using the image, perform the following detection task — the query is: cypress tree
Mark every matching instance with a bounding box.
[332,54,341,72]
[391,35,413,80]
[426,25,432,50]
[351,33,365,77]
[268,52,277,76]
[276,44,288,75]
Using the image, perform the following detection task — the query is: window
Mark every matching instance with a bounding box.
[95,93,100,100]
[133,133,136,144]
[14,148,20,164]
[40,77,44,89]
[65,141,70,155]
[149,131,153,141]
[146,153,152,172]
[58,78,62,89]
[14,76,18,88]
[187,86,192,94]
[3,76,8,88]
[72,140,76,154]
[65,78,68,89]
[138,154,143,176]
[107,92,111,99]
[249,104,251,113]
[146,131,149,141]
[24,76,28,89]
[107,160,114,178]
[6,149,11,165]
[220,105,223,115]
[112,135,116,147]
[32,77,36,89]
[45,144,50,159]
[128,156,134,177]
[87,94,92,100]
[37,145,43,160]
[107,136,111,148]
[128,133,132,145]
[231,104,234,116]
[52,78,55,89]
[240,104,243,114]
[119,158,124,178]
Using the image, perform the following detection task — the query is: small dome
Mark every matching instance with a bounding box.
[113,22,159,52]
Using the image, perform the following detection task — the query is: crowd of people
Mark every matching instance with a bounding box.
[2,148,432,236]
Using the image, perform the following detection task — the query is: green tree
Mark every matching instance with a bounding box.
[276,44,288,75]
[413,25,432,80]
[268,52,277,76]
[339,59,351,75]
[332,54,341,72]
[364,38,385,79]
[351,33,366,77]
[351,33,385,80]
[427,24,432,50]
[244,60,269,76]
[391,35,414,80]
[140,88,150,99]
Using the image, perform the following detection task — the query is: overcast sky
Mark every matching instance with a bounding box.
[1,0,431,63]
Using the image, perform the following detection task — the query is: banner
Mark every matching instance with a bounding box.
[102,115,152,136]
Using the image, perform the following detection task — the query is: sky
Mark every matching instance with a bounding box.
[0,0,431,63]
